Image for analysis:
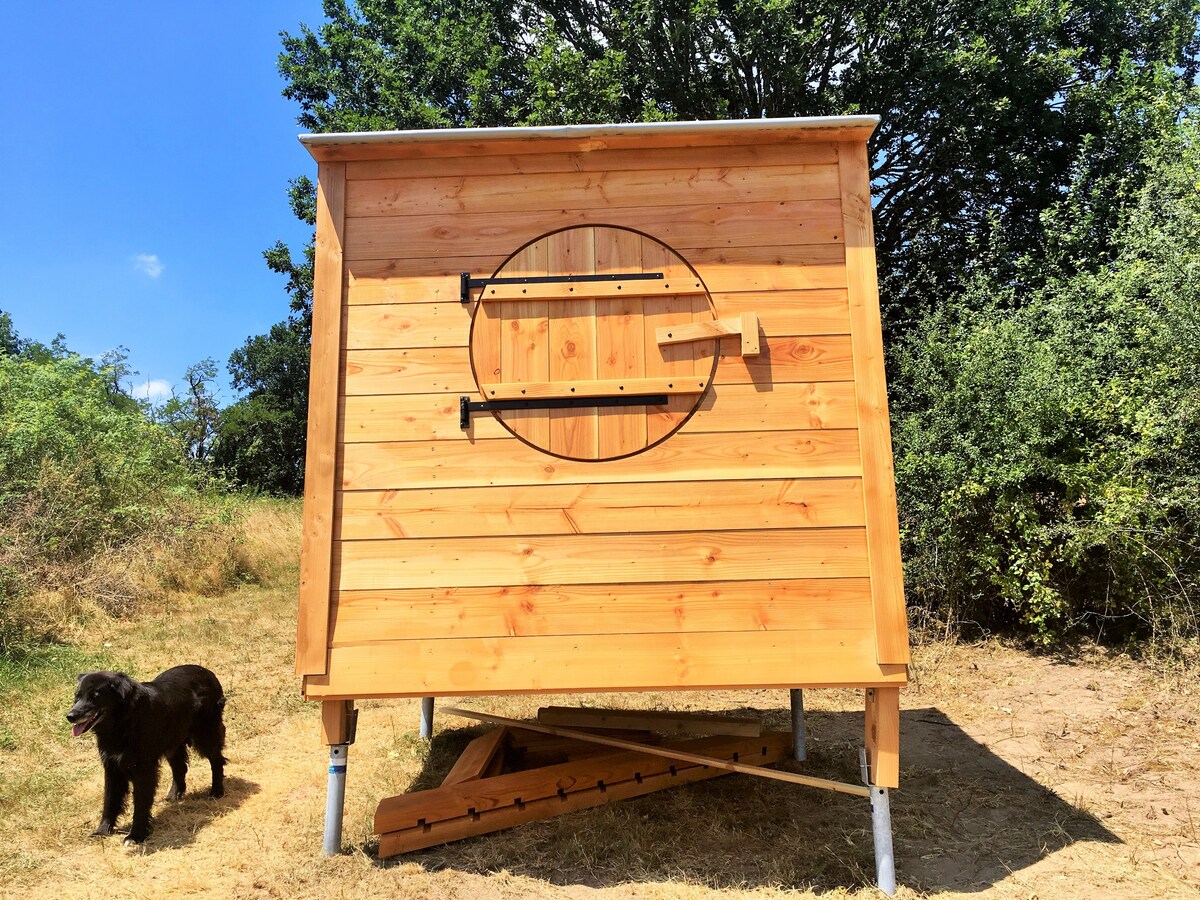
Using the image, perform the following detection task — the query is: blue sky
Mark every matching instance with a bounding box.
[0,2,328,403]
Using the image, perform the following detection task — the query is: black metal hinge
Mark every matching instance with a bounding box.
[460,271,664,303]
[460,394,668,429]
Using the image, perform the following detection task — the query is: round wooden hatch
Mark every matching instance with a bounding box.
[469,225,720,461]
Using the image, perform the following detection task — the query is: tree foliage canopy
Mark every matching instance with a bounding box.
[893,112,1200,643]
[278,0,1199,315]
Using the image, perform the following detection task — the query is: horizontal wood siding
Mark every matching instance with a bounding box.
[304,135,908,699]
[336,478,864,540]
[333,528,869,592]
[329,578,873,643]
[340,429,863,491]
[304,631,906,699]
[342,200,844,260]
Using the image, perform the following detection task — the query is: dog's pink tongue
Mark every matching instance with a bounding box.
[72,722,86,737]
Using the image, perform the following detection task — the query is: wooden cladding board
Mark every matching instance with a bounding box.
[330,578,874,644]
[305,630,906,699]
[299,128,909,700]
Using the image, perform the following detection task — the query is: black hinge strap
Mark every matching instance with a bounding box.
[459,394,669,429]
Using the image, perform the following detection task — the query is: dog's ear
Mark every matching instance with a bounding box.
[112,674,136,702]
[77,673,86,684]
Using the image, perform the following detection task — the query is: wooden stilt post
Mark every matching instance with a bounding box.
[864,687,900,894]
[321,700,357,856]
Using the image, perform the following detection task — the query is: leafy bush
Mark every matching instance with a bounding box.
[0,336,302,652]
[0,351,189,558]
[893,115,1200,645]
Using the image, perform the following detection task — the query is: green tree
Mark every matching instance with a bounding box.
[213,320,310,495]
[0,310,20,357]
[156,359,223,473]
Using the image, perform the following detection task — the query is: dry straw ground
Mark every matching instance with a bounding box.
[2,573,1198,898]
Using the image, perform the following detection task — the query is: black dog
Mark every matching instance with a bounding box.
[66,665,226,843]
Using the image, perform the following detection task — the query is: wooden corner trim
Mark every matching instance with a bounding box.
[837,142,911,666]
[296,161,347,677]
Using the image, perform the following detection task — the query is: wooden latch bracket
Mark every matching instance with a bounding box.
[656,312,760,356]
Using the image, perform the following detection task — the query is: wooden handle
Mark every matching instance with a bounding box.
[656,313,760,356]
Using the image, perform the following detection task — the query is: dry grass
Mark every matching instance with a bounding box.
[1,497,300,649]
[1,575,1198,898]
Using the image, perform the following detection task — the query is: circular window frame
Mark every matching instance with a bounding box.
[467,224,721,463]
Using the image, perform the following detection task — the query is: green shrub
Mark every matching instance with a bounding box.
[893,116,1200,645]
[0,352,191,557]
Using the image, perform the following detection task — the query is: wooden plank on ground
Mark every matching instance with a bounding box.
[380,733,772,834]
[441,728,511,787]
[537,706,761,737]
[838,141,910,666]
[339,429,863,491]
[445,710,870,796]
[296,160,346,677]
[329,577,875,644]
[303,630,908,699]
[506,727,661,758]
[376,733,793,856]
[332,528,870,592]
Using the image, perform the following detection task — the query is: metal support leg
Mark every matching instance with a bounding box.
[419,697,435,739]
[789,688,807,761]
[322,744,348,857]
[869,785,896,896]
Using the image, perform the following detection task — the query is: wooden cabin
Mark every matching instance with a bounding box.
[295,116,908,791]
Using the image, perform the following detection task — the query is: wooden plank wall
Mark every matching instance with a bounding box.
[301,135,909,699]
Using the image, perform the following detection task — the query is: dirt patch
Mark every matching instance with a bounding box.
[1,588,1196,898]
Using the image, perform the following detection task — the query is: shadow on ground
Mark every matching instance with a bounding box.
[113,775,261,853]
[372,707,1119,894]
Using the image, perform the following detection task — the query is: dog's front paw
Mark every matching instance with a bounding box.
[123,832,148,845]
[91,822,115,838]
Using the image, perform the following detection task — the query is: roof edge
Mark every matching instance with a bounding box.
[298,115,879,159]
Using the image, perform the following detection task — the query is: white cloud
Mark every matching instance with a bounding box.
[133,378,173,403]
[133,253,165,279]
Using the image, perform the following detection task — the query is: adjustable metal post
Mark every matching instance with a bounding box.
[789,688,807,761]
[859,747,897,895]
[419,697,435,739]
[870,785,896,895]
[322,744,348,856]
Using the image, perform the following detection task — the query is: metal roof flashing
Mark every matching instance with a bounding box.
[297,115,880,160]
